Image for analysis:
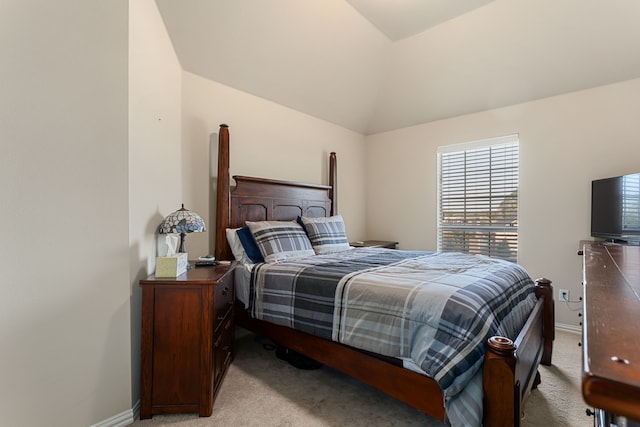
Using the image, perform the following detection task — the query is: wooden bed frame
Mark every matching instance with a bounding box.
[212,124,554,426]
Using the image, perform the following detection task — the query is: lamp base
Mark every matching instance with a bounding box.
[179,232,186,253]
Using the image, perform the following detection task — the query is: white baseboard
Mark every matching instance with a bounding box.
[132,399,140,421]
[556,322,581,334]
[89,400,139,427]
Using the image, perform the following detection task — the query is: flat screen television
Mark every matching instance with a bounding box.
[591,172,640,243]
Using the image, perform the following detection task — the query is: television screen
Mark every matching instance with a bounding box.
[591,173,640,242]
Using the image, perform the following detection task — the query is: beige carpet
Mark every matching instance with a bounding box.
[129,329,590,427]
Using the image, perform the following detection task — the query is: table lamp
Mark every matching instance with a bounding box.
[159,204,206,253]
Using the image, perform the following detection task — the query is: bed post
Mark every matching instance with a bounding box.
[214,124,231,261]
[534,277,554,365]
[329,152,337,215]
[483,336,520,427]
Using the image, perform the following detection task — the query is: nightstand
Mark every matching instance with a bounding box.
[139,262,235,419]
[350,240,398,249]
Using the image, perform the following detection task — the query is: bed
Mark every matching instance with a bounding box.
[212,124,554,426]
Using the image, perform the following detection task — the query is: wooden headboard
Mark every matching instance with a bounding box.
[213,124,337,261]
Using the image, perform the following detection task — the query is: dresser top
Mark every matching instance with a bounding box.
[581,242,640,421]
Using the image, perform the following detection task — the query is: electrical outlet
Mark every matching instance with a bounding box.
[559,289,570,302]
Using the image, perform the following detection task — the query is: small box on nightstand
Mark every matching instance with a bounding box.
[155,253,188,277]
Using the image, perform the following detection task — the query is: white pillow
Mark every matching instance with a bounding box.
[226,228,247,261]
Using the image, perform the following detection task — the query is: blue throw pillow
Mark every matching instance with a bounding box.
[236,226,264,263]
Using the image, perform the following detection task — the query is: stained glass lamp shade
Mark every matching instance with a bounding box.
[159,204,206,253]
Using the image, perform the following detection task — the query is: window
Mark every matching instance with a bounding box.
[437,135,519,262]
[622,173,640,233]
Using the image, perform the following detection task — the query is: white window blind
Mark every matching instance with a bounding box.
[622,173,640,233]
[438,136,519,262]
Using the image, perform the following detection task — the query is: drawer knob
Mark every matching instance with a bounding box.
[222,286,229,296]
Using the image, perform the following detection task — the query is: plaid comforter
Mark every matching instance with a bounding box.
[249,247,537,423]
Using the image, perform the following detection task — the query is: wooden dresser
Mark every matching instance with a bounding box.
[581,242,640,425]
[139,263,235,419]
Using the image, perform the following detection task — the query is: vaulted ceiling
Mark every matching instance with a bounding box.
[155,0,640,135]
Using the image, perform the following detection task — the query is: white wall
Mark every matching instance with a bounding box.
[4,2,636,424]
[129,0,183,410]
[181,72,368,258]
[365,78,640,327]
[0,1,132,426]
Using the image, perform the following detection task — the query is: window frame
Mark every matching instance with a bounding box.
[437,134,520,262]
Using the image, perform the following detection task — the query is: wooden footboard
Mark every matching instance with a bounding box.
[483,278,553,427]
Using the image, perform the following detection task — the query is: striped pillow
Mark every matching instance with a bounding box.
[300,215,351,255]
[246,220,315,263]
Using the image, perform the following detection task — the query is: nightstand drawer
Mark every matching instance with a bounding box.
[213,273,233,332]
[350,240,398,249]
[213,315,233,391]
